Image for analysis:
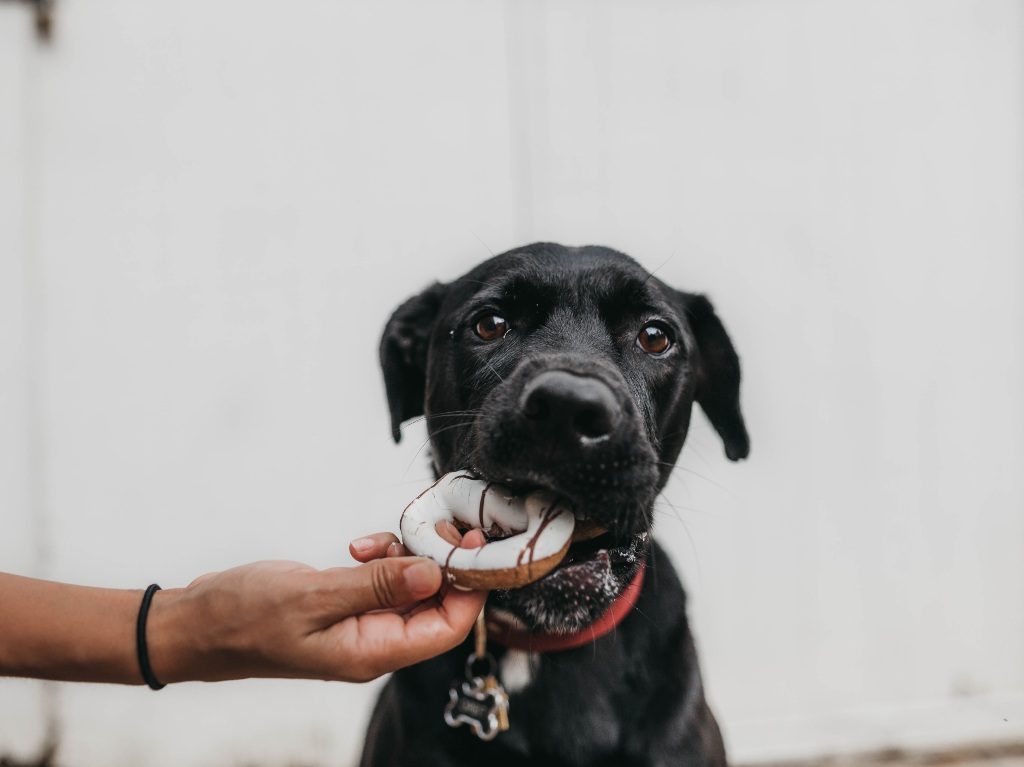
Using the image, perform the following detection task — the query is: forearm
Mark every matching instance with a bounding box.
[0,545,484,685]
[0,573,148,684]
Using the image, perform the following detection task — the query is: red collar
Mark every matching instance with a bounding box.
[485,563,646,653]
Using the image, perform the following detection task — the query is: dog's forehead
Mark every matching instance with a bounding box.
[454,245,670,310]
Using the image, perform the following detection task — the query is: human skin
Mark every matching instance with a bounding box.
[0,527,485,686]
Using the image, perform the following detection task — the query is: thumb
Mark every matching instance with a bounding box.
[323,557,443,617]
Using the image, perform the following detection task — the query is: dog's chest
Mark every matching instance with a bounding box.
[493,649,624,763]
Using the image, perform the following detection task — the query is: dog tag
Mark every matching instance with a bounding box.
[443,609,511,741]
[444,675,506,741]
[483,674,510,732]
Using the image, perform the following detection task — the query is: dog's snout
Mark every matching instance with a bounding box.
[519,370,622,441]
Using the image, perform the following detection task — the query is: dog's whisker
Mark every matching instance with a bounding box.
[679,441,715,472]
[402,409,483,428]
[402,421,478,477]
[426,422,479,439]
[639,254,674,288]
[402,437,436,478]
[630,603,655,626]
[650,459,730,491]
[655,496,703,583]
[672,464,731,493]
[468,230,496,258]
[653,496,705,515]
[385,476,445,490]
[426,411,483,420]
[482,358,504,383]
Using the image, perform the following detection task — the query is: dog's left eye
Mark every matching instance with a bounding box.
[637,323,672,355]
[474,314,509,341]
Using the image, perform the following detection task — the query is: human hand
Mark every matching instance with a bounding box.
[147,528,486,684]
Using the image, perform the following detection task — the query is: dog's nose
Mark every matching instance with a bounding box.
[519,371,622,441]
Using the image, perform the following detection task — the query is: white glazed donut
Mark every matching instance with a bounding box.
[399,472,576,590]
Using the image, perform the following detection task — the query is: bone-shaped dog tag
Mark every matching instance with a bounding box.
[483,674,510,733]
[443,610,511,741]
[444,677,504,741]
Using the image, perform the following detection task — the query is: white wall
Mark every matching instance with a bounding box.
[1,1,1022,765]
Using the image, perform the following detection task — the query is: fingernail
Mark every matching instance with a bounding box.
[351,537,374,553]
[404,560,439,597]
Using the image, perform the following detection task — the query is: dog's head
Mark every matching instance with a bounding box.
[380,243,748,632]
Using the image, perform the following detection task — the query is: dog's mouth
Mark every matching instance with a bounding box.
[474,475,652,633]
[543,521,647,576]
[543,526,647,586]
[487,525,649,634]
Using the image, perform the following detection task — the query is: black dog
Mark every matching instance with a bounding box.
[362,243,748,767]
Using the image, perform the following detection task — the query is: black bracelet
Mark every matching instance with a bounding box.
[136,583,166,690]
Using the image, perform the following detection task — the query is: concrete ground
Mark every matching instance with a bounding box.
[4,741,1024,767]
[742,743,1024,767]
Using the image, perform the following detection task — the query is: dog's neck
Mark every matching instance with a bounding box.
[484,562,646,654]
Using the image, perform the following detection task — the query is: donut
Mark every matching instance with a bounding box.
[571,518,607,542]
[399,472,578,590]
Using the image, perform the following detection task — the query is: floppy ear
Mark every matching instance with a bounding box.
[379,282,448,443]
[678,292,750,461]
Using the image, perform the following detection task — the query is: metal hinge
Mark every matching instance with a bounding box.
[3,0,55,42]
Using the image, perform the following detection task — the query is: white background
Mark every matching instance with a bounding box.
[1,1,1022,765]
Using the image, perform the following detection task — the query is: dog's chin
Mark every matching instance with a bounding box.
[456,454,658,634]
[488,529,650,634]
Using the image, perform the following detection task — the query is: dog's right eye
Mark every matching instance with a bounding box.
[474,314,509,341]
[637,322,672,355]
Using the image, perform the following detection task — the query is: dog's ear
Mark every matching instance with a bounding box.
[379,282,448,443]
[677,292,750,461]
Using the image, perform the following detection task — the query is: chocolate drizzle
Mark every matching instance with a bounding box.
[441,544,459,584]
[404,473,573,589]
[516,503,560,575]
[400,475,445,529]
[478,482,494,530]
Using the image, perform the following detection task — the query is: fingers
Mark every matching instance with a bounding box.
[461,528,486,549]
[386,587,488,667]
[349,533,404,563]
[437,521,488,550]
[347,529,488,672]
[307,526,491,680]
[321,557,443,617]
[436,520,461,546]
[335,587,488,679]
[336,526,486,618]
[351,526,484,563]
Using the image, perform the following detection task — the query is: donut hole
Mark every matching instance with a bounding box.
[401,472,579,589]
[435,519,465,546]
[434,519,492,548]
[434,518,518,546]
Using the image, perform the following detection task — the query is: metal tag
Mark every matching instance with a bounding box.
[444,676,507,741]
[443,611,512,741]
[483,674,510,732]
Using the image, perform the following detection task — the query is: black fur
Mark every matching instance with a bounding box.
[364,243,748,766]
